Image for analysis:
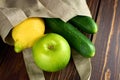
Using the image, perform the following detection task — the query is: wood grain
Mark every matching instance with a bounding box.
[91,0,120,80]
[0,37,29,80]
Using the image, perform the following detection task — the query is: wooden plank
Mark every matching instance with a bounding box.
[91,0,120,80]
[87,0,101,19]
[0,38,29,80]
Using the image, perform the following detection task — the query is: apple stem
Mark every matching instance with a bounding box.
[48,45,54,50]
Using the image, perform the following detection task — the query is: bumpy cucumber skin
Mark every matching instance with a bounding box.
[68,16,98,34]
[44,18,95,58]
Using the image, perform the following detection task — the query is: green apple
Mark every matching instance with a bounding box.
[32,33,71,72]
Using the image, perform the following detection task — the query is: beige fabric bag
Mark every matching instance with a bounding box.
[0,0,92,80]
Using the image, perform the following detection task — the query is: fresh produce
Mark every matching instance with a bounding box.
[68,16,98,34]
[12,17,45,53]
[44,18,95,58]
[32,33,71,72]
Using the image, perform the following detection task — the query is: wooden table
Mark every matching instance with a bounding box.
[0,0,120,80]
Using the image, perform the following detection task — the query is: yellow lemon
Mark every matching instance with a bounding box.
[12,17,45,53]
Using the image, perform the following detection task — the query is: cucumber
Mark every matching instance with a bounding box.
[44,18,95,58]
[68,16,98,34]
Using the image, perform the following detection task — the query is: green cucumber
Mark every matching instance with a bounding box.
[44,18,95,58]
[68,16,98,34]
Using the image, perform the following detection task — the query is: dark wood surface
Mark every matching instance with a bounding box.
[0,0,120,80]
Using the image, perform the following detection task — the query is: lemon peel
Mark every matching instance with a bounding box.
[12,17,45,53]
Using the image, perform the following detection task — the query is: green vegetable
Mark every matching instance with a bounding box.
[68,16,98,34]
[44,18,95,58]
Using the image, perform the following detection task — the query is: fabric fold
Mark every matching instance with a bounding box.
[23,49,45,80]
[0,8,27,45]
[39,0,77,21]
[72,49,91,80]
